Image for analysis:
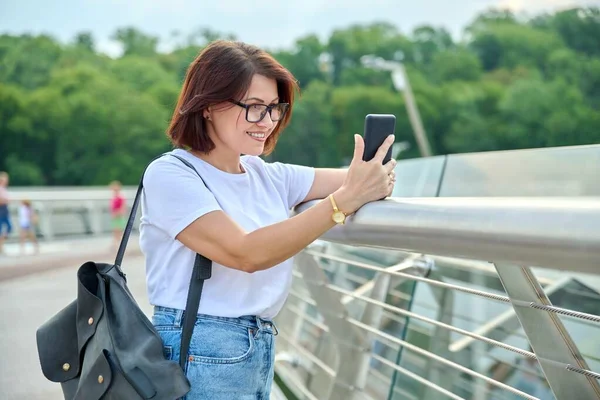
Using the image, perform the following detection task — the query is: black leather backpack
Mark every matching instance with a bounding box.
[36,154,211,399]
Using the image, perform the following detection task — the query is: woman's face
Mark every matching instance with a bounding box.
[206,74,280,157]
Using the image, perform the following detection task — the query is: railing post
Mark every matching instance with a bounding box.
[37,203,54,240]
[494,263,600,399]
[85,201,103,236]
[424,270,459,400]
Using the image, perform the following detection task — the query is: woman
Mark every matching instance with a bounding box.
[140,40,396,399]
[0,172,11,255]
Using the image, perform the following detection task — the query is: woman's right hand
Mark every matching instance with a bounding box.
[334,134,397,214]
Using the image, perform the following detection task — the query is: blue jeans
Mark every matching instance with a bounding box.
[0,214,11,237]
[152,306,278,400]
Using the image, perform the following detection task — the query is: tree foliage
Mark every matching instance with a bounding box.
[1,7,599,186]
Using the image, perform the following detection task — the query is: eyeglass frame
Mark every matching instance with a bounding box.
[229,100,290,123]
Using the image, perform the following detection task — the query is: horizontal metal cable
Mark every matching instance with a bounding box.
[286,304,329,331]
[285,304,372,351]
[346,318,540,400]
[367,367,421,400]
[370,353,466,400]
[287,284,600,384]
[289,288,316,306]
[285,296,547,381]
[281,305,548,398]
[304,250,600,324]
[566,364,600,380]
[274,364,320,400]
[287,299,547,381]
[524,301,600,323]
[325,283,537,359]
[277,332,336,377]
[305,250,513,301]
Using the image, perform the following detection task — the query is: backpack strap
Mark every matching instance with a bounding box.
[114,152,212,370]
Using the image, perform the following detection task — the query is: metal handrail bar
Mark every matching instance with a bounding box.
[370,353,466,400]
[347,319,540,400]
[295,197,600,274]
[303,252,600,324]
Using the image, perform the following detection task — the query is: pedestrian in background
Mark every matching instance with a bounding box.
[0,172,12,255]
[18,199,39,254]
[110,180,126,251]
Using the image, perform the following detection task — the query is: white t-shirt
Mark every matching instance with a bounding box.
[139,149,315,319]
[18,205,31,227]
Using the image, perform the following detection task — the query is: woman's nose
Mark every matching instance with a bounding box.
[257,112,275,128]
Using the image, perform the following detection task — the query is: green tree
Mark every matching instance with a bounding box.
[469,22,564,71]
[430,48,482,82]
[533,7,600,57]
[327,23,413,85]
[274,35,326,89]
[0,34,62,89]
[112,28,159,57]
[272,81,335,166]
[74,32,95,52]
[412,25,454,65]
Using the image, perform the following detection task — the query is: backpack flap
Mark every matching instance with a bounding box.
[36,300,80,382]
[72,350,113,400]
[36,262,105,383]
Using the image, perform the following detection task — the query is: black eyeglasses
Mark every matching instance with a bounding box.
[229,100,289,123]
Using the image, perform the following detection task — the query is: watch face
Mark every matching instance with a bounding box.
[332,211,345,224]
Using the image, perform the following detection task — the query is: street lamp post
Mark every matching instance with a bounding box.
[361,55,433,157]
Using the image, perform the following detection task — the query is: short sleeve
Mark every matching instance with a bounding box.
[263,161,315,209]
[142,158,221,239]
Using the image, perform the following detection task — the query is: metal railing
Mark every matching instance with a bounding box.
[274,197,600,400]
[6,144,600,399]
[4,187,137,239]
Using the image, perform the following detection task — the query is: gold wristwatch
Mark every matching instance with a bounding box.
[328,194,347,225]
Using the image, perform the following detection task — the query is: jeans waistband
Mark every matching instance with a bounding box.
[153,306,278,335]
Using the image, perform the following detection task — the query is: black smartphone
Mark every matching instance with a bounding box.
[362,114,396,164]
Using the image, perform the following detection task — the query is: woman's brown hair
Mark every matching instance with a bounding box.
[167,40,299,155]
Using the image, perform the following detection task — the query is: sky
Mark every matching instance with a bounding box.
[1,0,598,56]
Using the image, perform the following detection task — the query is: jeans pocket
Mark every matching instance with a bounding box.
[188,320,255,365]
[152,311,178,331]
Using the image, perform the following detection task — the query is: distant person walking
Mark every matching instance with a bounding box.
[0,172,12,255]
[18,199,39,254]
[110,181,126,251]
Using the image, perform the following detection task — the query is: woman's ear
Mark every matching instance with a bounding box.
[203,107,211,121]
